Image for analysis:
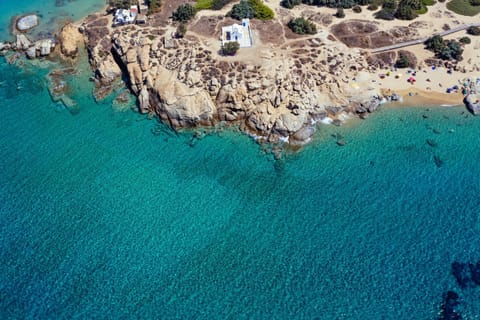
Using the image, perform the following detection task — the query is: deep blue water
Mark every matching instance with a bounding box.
[1,2,480,319]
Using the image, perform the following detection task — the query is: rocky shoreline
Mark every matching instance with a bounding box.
[1,6,478,149]
[78,12,384,146]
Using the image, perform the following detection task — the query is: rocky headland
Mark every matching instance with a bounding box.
[80,11,382,146]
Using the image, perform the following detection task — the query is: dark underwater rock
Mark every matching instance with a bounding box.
[469,261,480,286]
[452,262,470,288]
[434,155,444,168]
[438,290,462,320]
[426,139,437,147]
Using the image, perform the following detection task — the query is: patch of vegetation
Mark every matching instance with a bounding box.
[147,0,162,13]
[172,4,196,22]
[425,35,464,61]
[108,0,135,8]
[446,0,480,15]
[459,36,471,44]
[229,0,255,19]
[195,0,214,10]
[222,41,240,56]
[287,17,317,34]
[367,3,379,10]
[467,26,480,35]
[395,52,412,68]
[281,0,371,9]
[353,5,363,12]
[229,0,274,20]
[175,23,187,38]
[336,7,346,17]
[195,0,234,10]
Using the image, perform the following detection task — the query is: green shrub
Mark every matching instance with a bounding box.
[467,26,480,35]
[395,53,411,68]
[446,0,480,16]
[367,3,379,10]
[229,0,255,19]
[287,17,317,34]
[229,0,274,20]
[336,7,346,17]
[375,8,395,19]
[353,5,362,12]
[222,41,240,56]
[425,35,463,61]
[422,0,435,5]
[249,0,275,20]
[195,0,214,10]
[212,0,234,9]
[459,36,471,44]
[395,2,418,19]
[172,4,196,22]
[280,0,302,8]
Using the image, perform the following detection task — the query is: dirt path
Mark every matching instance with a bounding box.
[371,23,480,53]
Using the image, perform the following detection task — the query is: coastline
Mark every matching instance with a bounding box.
[1,0,479,148]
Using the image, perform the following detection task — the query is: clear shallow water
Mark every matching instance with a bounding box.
[1,58,480,319]
[0,0,106,41]
[1,2,480,319]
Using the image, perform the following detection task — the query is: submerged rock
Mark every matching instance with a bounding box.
[434,154,444,168]
[426,139,437,147]
[452,262,470,288]
[438,290,461,320]
[16,15,39,32]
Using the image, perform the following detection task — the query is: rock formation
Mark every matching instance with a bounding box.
[85,15,382,145]
[16,15,39,32]
[58,23,84,59]
[465,93,480,115]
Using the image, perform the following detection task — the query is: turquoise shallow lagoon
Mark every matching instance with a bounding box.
[1,1,480,319]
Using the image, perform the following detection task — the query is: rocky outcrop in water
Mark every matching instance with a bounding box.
[85,16,381,145]
[464,94,480,115]
[16,15,39,32]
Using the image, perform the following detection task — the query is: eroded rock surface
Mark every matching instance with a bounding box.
[85,16,381,145]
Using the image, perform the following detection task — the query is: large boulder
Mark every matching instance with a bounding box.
[35,39,55,56]
[16,34,31,50]
[58,23,83,58]
[26,46,37,59]
[16,15,39,32]
[465,94,480,115]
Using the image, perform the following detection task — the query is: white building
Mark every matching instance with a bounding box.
[221,19,253,48]
[114,7,137,25]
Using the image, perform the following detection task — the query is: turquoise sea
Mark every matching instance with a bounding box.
[1,1,480,319]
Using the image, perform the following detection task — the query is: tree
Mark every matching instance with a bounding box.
[229,0,255,19]
[336,7,346,17]
[425,35,445,52]
[222,41,240,56]
[287,17,317,34]
[172,4,196,22]
[395,3,417,20]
